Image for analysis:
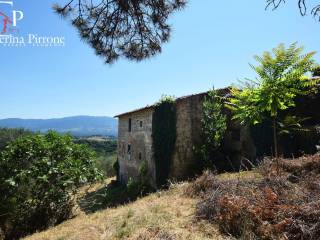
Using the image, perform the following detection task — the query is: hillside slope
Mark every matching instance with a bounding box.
[24,182,228,240]
[0,116,118,136]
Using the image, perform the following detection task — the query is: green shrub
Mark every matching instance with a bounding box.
[74,137,117,177]
[99,161,154,209]
[139,160,148,179]
[312,65,320,77]
[126,178,142,197]
[0,128,33,151]
[198,88,227,170]
[127,161,153,197]
[74,137,117,155]
[95,153,117,177]
[138,160,153,194]
[0,131,102,239]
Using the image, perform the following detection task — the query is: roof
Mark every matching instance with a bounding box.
[114,88,231,118]
[114,105,155,118]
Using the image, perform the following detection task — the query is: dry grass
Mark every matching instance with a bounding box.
[21,155,320,240]
[217,170,261,181]
[187,154,320,240]
[24,182,229,240]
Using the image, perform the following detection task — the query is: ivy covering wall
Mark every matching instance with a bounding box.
[152,96,177,187]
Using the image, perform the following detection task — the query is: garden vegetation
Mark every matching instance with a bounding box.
[0,131,102,239]
[198,88,227,170]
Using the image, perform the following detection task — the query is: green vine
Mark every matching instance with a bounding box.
[152,95,177,187]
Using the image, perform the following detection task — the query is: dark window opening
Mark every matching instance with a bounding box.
[139,152,142,160]
[140,121,143,128]
[232,129,241,141]
[128,118,132,132]
[127,144,131,155]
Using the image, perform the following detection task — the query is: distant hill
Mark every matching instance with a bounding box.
[0,116,118,136]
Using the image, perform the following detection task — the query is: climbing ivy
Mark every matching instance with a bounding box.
[152,95,177,187]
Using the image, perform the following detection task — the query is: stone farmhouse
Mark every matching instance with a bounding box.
[115,88,256,187]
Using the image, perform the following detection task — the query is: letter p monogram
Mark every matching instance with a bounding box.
[12,10,23,26]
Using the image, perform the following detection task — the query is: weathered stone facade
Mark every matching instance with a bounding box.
[115,91,255,186]
[170,91,256,180]
[115,87,320,186]
[116,107,156,186]
[170,93,205,179]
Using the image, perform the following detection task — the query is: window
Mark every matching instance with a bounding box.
[127,144,131,154]
[127,144,131,160]
[139,152,142,160]
[140,121,143,128]
[128,118,132,132]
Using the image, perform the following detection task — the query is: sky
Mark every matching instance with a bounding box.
[0,0,319,119]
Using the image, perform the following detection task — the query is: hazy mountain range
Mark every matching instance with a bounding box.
[0,116,118,136]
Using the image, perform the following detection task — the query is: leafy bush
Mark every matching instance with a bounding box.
[100,161,154,209]
[0,131,102,239]
[198,88,227,170]
[74,137,117,177]
[313,65,320,77]
[0,128,33,151]
[95,153,117,177]
[127,161,153,197]
[127,178,143,197]
[74,137,117,155]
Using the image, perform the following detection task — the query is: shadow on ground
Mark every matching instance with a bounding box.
[78,181,141,214]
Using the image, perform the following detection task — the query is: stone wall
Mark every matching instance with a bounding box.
[170,92,256,179]
[117,108,156,187]
[170,94,205,179]
[116,90,319,186]
[117,91,257,187]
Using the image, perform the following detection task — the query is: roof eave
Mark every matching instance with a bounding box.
[114,105,155,118]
